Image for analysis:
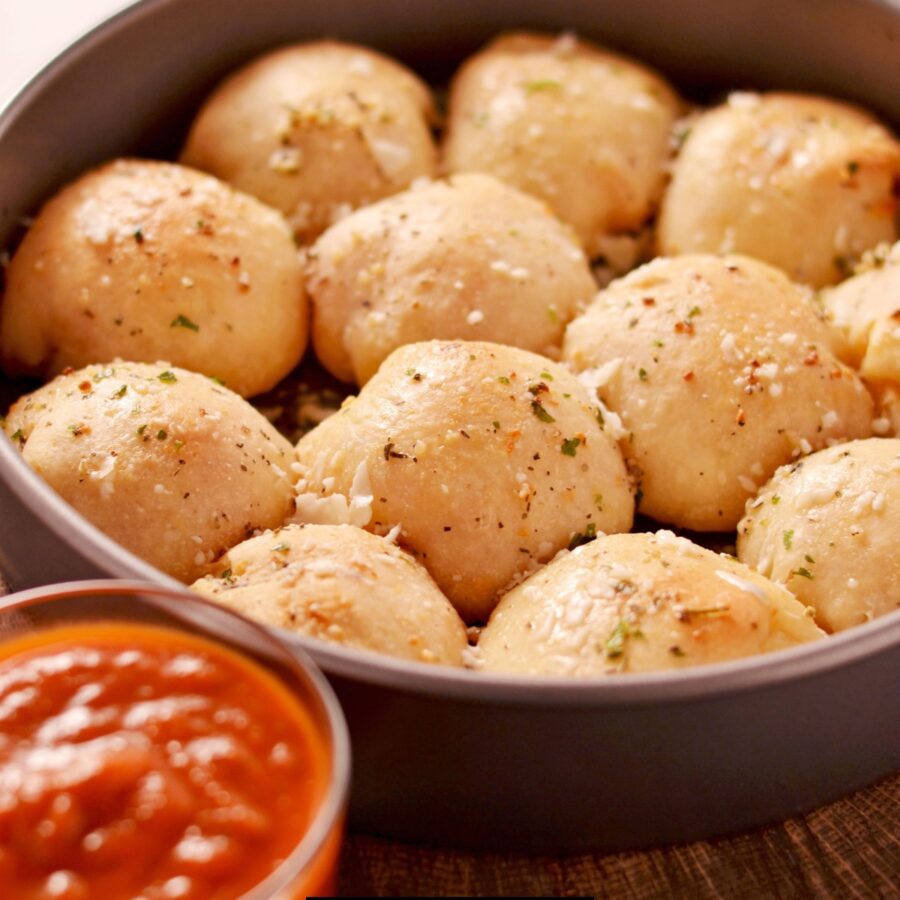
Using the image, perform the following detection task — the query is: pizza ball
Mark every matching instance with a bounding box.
[822,240,900,434]
[308,173,595,384]
[191,524,467,665]
[4,362,296,582]
[479,531,824,677]
[292,340,634,623]
[181,41,437,243]
[737,438,900,632]
[444,32,681,262]
[562,254,874,531]
[658,92,900,287]
[0,159,307,398]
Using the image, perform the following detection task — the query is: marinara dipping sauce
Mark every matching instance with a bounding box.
[0,614,343,899]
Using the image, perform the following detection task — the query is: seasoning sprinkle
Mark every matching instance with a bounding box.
[171,314,200,332]
[524,79,563,94]
[531,402,556,424]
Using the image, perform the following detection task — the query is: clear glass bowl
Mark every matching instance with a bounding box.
[0,579,351,899]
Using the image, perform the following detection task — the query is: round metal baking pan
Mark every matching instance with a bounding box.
[1,0,898,853]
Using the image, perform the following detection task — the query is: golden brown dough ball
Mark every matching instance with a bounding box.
[658,92,900,287]
[562,255,874,531]
[0,159,307,398]
[822,240,900,434]
[181,41,437,243]
[292,340,634,623]
[443,32,681,262]
[308,173,595,385]
[737,438,900,632]
[191,524,467,665]
[479,531,824,677]
[4,362,296,582]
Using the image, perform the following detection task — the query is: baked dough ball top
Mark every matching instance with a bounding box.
[307,172,595,385]
[563,254,874,531]
[191,523,468,665]
[443,31,681,261]
[4,362,296,583]
[0,159,307,398]
[181,41,437,243]
[822,240,900,434]
[293,340,634,623]
[658,92,900,287]
[479,531,824,677]
[737,438,900,632]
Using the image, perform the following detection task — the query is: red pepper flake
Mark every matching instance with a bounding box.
[78,381,92,393]
[642,297,656,306]
[804,350,819,366]
[736,407,746,427]
[682,371,694,381]
[674,320,694,336]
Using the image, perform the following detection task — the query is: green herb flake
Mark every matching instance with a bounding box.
[492,420,501,431]
[113,385,128,399]
[604,620,643,659]
[561,437,581,457]
[133,228,144,244]
[171,314,199,332]
[687,305,702,318]
[792,567,814,579]
[220,568,233,580]
[209,376,226,387]
[771,495,781,505]
[10,429,24,443]
[635,485,644,508]
[158,371,177,384]
[804,554,816,564]
[653,339,665,348]
[531,401,556,424]
[568,522,597,550]
[539,371,554,381]
[594,493,604,511]
[524,79,563,94]
[847,160,860,174]
[68,423,86,436]
[669,645,686,658]
[156,429,168,441]
[498,375,511,385]
[272,543,290,553]
[638,367,649,381]
[137,424,148,438]
[783,529,794,550]
[595,407,605,428]
[547,305,559,323]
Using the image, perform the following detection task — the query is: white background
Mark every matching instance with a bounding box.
[0,0,135,107]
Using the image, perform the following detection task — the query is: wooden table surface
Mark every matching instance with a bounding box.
[336,775,899,897]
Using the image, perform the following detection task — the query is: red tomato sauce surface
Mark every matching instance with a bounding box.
[0,622,330,899]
